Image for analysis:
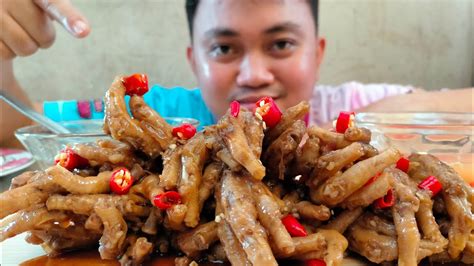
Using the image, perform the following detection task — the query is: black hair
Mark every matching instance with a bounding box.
[185,0,319,38]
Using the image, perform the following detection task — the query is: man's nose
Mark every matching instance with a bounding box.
[236,53,274,89]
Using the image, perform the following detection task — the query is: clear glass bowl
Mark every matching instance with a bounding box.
[15,118,199,170]
[356,112,473,184]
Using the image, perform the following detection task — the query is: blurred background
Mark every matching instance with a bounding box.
[13,0,474,102]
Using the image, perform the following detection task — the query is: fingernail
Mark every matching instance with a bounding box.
[72,20,87,35]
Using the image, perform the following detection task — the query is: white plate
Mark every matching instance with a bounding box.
[0,149,35,177]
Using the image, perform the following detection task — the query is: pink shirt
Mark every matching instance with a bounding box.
[310,81,414,125]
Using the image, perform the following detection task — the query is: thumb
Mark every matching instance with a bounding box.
[34,0,91,38]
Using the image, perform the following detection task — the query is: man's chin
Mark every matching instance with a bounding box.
[240,102,256,112]
[273,98,289,112]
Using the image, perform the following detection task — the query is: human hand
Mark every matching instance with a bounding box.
[0,0,90,60]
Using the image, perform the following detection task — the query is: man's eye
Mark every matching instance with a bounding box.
[272,40,294,51]
[210,45,233,57]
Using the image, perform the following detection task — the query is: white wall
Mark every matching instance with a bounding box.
[319,0,473,89]
[13,0,473,101]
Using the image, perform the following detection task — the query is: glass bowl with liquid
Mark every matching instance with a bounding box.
[356,112,473,185]
[15,118,199,170]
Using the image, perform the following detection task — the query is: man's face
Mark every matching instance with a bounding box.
[187,0,325,118]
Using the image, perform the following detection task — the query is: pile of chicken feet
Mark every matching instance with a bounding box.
[1,75,473,266]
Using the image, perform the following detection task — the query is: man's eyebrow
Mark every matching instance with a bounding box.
[263,22,303,35]
[204,28,239,39]
[203,22,303,39]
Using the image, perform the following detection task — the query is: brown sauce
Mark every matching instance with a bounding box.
[19,250,224,266]
[19,249,306,266]
[20,249,468,266]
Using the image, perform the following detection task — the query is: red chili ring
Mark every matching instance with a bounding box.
[255,97,282,128]
[396,157,410,173]
[335,111,355,133]
[281,214,307,237]
[306,259,326,266]
[109,168,134,195]
[374,188,395,209]
[230,100,240,117]
[364,172,382,187]
[121,73,149,96]
[54,148,89,170]
[172,123,197,140]
[418,176,442,197]
[153,191,182,210]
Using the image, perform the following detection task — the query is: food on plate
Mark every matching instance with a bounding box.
[1,75,473,266]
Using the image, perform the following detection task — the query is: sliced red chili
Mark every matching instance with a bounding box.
[281,214,307,237]
[303,113,310,126]
[418,176,442,197]
[230,100,240,117]
[335,111,355,133]
[364,172,381,187]
[54,148,89,170]
[109,168,134,195]
[153,191,182,210]
[172,123,197,140]
[374,189,395,208]
[396,157,410,173]
[121,73,149,96]
[255,96,282,128]
[306,259,326,266]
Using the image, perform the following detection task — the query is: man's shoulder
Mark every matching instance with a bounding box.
[149,84,202,97]
[146,84,215,127]
[146,84,204,105]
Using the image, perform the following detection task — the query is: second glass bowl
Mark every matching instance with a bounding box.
[15,118,199,170]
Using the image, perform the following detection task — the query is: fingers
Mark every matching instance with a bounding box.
[0,0,91,60]
[0,41,15,61]
[9,0,56,49]
[0,14,39,59]
[35,0,91,38]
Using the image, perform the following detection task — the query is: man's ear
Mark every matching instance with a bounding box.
[316,37,326,67]
[315,36,326,81]
[186,46,197,76]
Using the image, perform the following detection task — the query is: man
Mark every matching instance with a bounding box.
[1,0,472,147]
